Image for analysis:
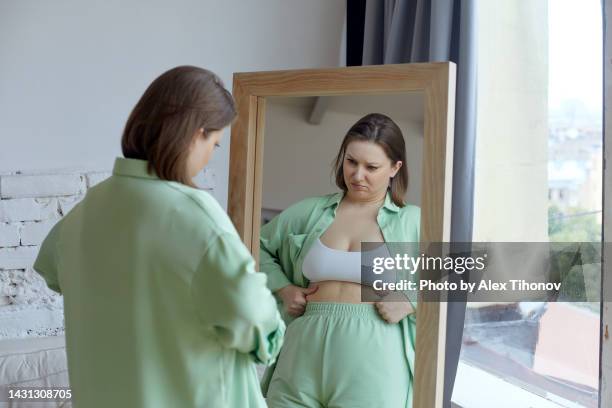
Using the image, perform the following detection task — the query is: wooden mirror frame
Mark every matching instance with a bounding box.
[227,62,456,407]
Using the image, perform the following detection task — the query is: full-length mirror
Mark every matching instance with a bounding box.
[228,63,455,407]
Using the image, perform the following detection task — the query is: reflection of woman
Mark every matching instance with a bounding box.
[260,113,420,407]
[34,66,285,408]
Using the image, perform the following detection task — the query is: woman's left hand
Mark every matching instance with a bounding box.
[375,299,414,324]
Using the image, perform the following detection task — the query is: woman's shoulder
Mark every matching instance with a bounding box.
[264,193,337,232]
[396,203,421,238]
[284,193,337,214]
[398,203,421,220]
[166,182,237,236]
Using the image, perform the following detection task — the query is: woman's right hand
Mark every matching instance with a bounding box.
[276,284,319,317]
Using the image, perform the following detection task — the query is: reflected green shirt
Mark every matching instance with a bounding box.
[34,157,285,408]
[258,192,420,402]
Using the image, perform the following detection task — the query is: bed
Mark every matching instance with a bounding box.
[0,336,70,408]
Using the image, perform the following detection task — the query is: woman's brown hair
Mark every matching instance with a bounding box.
[121,65,236,186]
[333,113,408,207]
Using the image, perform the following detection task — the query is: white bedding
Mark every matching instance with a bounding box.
[0,336,70,408]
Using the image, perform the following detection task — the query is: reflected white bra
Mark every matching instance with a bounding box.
[302,238,391,284]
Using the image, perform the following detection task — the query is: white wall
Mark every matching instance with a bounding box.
[0,0,346,210]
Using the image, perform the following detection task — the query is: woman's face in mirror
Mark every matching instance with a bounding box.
[187,128,223,179]
[342,140,402,200]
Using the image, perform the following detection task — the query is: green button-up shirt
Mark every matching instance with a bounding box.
[258,192,420,406]
[34,157,285,408]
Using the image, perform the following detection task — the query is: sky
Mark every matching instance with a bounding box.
[548,0,603,114]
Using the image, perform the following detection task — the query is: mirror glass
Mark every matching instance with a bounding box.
[261,92,424,222]
[258,91,426,405]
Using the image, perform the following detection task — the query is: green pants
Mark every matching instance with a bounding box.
[266,302,410,408]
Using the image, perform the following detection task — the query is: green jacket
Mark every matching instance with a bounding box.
[34,157,285,408]
[258,191,420,403]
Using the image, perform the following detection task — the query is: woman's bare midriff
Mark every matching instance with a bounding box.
[305,280,378,304]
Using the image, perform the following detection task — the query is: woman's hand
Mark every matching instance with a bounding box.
[375,299,414,324]
[276,284,319,317]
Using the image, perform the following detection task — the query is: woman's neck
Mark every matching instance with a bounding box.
[343,190,386,208]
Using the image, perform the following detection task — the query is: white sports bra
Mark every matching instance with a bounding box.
[302,238,392,284]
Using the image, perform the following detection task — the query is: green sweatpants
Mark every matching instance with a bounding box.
[266,302,410,408]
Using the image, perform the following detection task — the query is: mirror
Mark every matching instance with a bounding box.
[228,63,455,407]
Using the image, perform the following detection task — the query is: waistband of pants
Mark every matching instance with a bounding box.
[303,302,381,320]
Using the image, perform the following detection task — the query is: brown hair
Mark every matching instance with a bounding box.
[333,113,408,206]
[121,66,236,186]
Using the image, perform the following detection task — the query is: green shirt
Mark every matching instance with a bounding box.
[34,157,285,408]
[258,192,420,396]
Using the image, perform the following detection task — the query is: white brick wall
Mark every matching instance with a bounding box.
[0,268,60,306]
[0,174,85,199]
[0,198,59,222]
[58,195,84,216]
[85,172,112,188]
[0,167,215,339]
[0,246,39,270]
[20,220,58,246]
[0,224,20,247]
[0,170,102,339]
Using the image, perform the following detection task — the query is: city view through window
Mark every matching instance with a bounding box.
[453,1,603,407]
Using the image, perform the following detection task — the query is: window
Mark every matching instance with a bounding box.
[452,1,602,407]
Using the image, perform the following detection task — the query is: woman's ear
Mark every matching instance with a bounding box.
[390,161,403,178]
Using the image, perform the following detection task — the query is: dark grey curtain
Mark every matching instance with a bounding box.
[351,1,478,406]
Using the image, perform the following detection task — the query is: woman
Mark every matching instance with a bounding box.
[34,66,285,408]
[260,113,420,408]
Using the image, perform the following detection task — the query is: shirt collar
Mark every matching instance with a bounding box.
[112,157,159,180]
[323,190,400,213]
